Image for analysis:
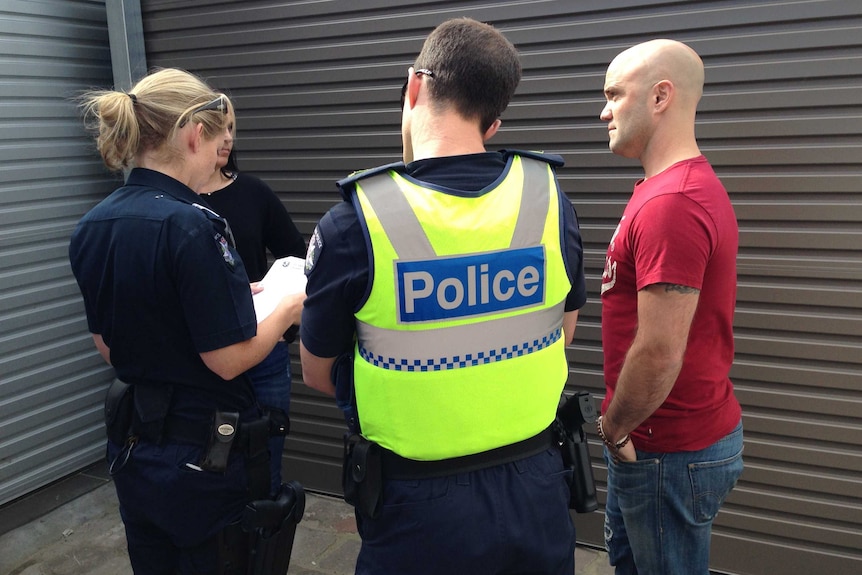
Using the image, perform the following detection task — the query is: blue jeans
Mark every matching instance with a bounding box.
[355,448,576,575]
[603,421,743,575]
[246,341,291,496]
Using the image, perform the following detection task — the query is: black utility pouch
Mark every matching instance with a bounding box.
[134,383,174,443]
[200,410,240,473]
[265,407,290,437]
[342,434,383,519]
[104,379,134,445]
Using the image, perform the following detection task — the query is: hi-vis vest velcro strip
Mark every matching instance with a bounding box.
[357,303,565,371]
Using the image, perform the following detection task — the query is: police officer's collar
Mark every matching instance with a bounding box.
[336,161,406,200]
[125,167,201,205]
[335,150,563,201]
[499,149,564,167]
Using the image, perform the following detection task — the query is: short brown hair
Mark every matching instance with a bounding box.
[414,18,521,131]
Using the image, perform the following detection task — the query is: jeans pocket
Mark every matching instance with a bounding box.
[688,447,743,523]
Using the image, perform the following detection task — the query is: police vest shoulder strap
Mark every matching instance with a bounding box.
[354,172,434,261]
[511,156,553,249]
[337,161,407,200]
[499,148,565,168]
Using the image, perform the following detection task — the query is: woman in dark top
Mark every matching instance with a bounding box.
[200,116,306,495]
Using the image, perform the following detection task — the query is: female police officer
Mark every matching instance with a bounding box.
[70,68,304,574]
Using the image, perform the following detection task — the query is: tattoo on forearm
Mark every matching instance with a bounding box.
[658,283,700,295]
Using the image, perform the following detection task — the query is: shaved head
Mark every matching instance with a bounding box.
[601,39,705,175]
[608,39,704,107]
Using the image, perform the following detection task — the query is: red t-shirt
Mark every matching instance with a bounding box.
[600,156,742,452]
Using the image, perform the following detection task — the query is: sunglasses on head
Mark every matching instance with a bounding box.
[179,95,228,128]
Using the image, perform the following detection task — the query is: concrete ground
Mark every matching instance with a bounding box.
[0,464,614,575]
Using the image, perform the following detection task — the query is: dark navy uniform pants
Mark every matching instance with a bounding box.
[355,447,576,575]
[108,439,250,575]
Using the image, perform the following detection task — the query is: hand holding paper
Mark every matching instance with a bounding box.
[253,256,307,323]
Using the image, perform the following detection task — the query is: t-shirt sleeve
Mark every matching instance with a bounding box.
[174,215,258,352]
[630,193,716,291]
[300,202,368,358]
[561,196,587,311]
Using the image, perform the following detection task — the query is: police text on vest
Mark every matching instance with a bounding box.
[396,246,546,323]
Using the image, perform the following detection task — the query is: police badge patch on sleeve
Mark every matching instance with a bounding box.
[216,233,236,267]
[305,227,323,273]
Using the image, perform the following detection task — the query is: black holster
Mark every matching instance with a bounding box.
[217,481,306,575]
[239,416,272,500]
[342,434,383,519]
[104,379,173,443]
[556,391,599,513]
[104,378,134,445]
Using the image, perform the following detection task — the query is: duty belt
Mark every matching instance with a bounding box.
[379,425,557,480]
[137,413,270,456]
[136,412,273,499]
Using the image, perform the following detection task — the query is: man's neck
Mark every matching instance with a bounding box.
[410,112,487,162]
[641,116,701,178]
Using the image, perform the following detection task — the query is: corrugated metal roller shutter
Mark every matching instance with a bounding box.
[140,1,861,573]
[0,0,119,506]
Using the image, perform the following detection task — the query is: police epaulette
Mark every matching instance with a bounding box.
[499,149,565,168]
[337,161,407,200]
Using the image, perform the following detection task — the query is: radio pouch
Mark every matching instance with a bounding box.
[201,410,240,473]
[342,434,383,519]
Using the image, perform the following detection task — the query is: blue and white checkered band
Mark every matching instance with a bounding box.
[358,327,562,372]
[355,303,566,373]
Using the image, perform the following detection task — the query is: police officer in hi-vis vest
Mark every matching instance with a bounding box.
[300,18,587,575]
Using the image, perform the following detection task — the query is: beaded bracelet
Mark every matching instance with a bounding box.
[596,415,630,451]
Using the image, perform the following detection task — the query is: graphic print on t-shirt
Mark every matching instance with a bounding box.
[602,216,624,295]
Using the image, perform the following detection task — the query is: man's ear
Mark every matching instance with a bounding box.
[653,80,673,112]
[482,118,502,142]
[404,67,421,110]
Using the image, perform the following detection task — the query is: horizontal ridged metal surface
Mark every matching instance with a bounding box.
[140,1,861,573]
[0,0,119,506]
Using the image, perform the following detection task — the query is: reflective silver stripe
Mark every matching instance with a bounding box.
[511,158,552,248]
[358,175,433,260]
[359,156,552,257]
[356,302,565,371]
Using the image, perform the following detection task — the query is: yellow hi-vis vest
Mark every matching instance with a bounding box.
[350,154,571,460]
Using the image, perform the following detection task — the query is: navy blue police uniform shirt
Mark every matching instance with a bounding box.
[301,151,588,360]
[69,168,258,418]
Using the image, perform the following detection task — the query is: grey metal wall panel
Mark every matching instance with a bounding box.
[140,1,862,572]
[0,0,118,506]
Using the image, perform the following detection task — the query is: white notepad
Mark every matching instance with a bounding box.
[252,256,307,322]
